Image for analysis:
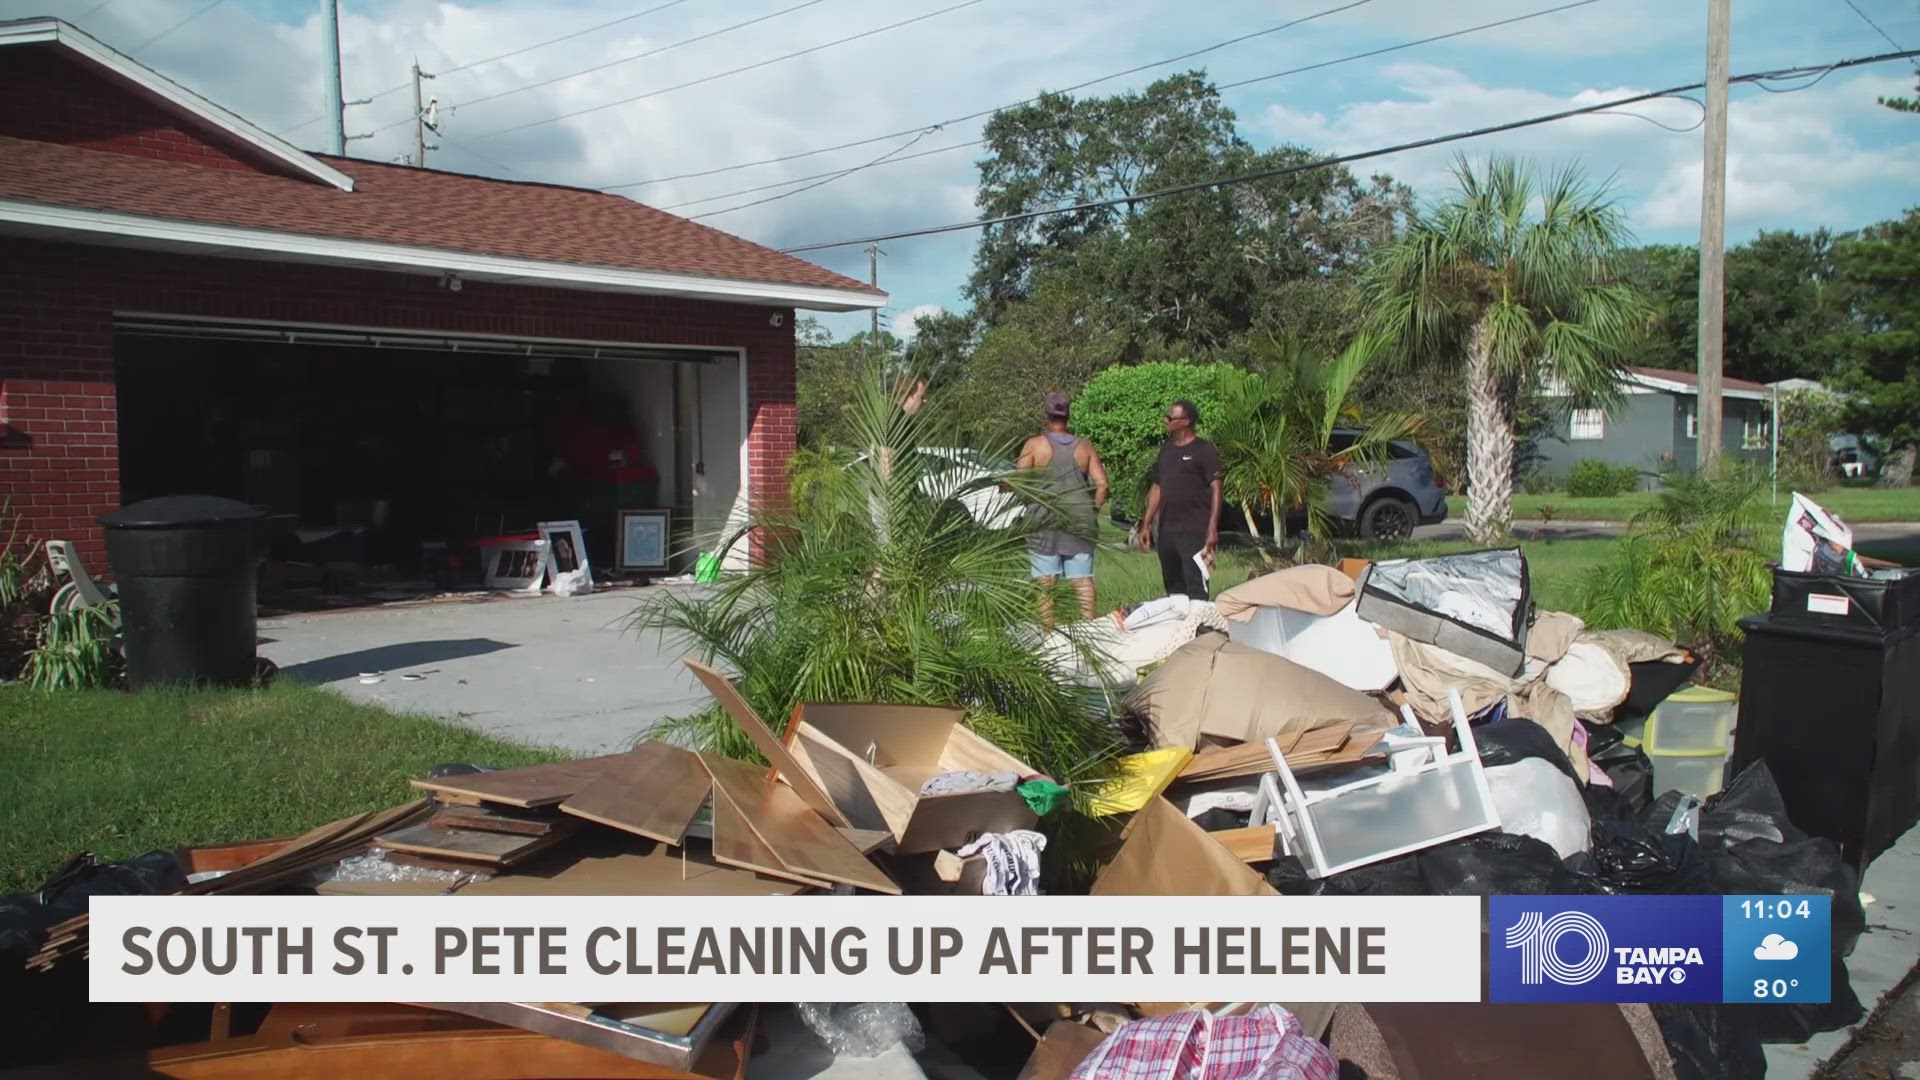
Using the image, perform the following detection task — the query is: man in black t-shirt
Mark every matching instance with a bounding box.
[1138,398,1223,599]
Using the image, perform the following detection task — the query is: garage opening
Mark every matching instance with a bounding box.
[112,317,746,610]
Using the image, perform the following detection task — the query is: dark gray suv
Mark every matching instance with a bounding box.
[1205,429,1449,541]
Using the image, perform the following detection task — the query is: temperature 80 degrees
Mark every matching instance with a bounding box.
[1754,978,1802,999]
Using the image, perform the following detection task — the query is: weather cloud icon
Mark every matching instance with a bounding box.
[1754,934,1800,961]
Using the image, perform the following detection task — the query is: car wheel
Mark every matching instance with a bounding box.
[1359,497,1418,541]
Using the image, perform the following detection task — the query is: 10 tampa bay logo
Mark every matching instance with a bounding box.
[1490,896,1723,1003]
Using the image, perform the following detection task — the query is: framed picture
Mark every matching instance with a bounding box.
[482,538,547,592]
[537,519,591,583]
[617,509,671,573]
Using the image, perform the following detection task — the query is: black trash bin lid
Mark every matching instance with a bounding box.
[98,495,268,529]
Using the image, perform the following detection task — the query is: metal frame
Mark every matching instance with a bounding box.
[426,1001,738,1070]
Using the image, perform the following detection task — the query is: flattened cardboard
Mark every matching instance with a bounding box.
[699,752,902,894]
[683,658,850,827]
[1090,796,1277,897]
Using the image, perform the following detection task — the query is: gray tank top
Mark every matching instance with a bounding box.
[1031,434,1097,557]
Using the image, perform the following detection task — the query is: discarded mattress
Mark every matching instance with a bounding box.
[1356,548,1533,676]
[1225,598,1396,692]
[1126,633,1395,750]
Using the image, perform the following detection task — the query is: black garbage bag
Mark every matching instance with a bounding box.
[0,850,184,960]
[1316,851,1427,896]
[1264,855,1325,896]
[1651,1003,1767,1080]
[1191,807,1252,834]
[1417,831,1611,896]
[1588,816,1715,893]
[1473,716,1580,784]
[1697,762,1805,849]
[1587,722,1655,817]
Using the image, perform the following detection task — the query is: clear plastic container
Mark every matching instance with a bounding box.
[1647,687,1738,753]
[1299,762,1496,875]
[1649,749,1730,799]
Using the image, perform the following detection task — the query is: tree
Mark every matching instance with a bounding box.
[1828,208,1920,487]
[1212,332,1415,544]
[1619,232,1843,383]
[795,318,904,447]
[1070,361,1230,519]
[1365,156,1647,544]
[902,309,977,393]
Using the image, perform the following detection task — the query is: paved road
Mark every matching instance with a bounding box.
[1411,520,1920,544]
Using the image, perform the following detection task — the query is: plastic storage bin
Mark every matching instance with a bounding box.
[1646,686,1738,753]
[1648,751,1730,800]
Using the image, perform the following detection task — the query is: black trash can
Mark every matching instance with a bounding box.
[97,495,268,689]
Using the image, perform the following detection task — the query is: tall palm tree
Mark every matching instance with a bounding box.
[1365,156,1646,544]
[1212,330,1417,544]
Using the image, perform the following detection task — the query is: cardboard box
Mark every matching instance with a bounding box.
[1338,557,1373,582]
[784,703,1038,854]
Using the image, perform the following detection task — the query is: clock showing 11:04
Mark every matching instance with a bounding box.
[1721,895,1831,1004]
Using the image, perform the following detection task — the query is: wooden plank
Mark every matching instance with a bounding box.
[559,741,712,845]
[835,827,895,856]
[458,836,811,897]
[708,783,832,890]
[789,723,914,838]
[1207,825,1279,864]
[698,753,900,895]
[682,659,850,827]
[433,806,562,837]
[407,754,630,809]
[377,822,574,867]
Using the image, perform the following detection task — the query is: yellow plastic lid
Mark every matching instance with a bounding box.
[1663,686,1737,704]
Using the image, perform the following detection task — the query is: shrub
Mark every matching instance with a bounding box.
[1522,470,1556,496]
[1072,362,1230,518]
[1565,458,1640,498]
[1778,387,1844,492]
[1572,466,1771,670]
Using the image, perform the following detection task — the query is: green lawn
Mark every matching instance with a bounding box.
[1446,484,1920,524]
[0,683,565,894]
[1094,534,1618,614]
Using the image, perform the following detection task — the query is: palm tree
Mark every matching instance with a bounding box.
[1212,331,1418,544]
[628,367,1124,797]
[1365,156,1646,544]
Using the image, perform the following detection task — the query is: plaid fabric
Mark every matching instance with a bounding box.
[1069,1005,1336,1080]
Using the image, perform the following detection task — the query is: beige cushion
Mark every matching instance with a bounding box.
[1218,564,1357,621]
[1128,634,1394,749]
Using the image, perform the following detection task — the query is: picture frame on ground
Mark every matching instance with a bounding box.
[537,520,591,583]
[617,509,671,573]
[482,539,547,592]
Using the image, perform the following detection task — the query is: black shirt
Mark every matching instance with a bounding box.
[1152,436,1222,535]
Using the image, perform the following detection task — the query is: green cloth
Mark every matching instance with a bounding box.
[1018,778,1071,817]
[694,551,723,583]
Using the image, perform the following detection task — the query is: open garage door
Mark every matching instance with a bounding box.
[113,316,746,605]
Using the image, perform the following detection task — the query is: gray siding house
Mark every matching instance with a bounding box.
[1536,367,1773,485]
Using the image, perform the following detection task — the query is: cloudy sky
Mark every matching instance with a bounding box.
[14,0,1919,338]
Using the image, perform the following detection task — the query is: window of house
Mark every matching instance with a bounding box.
[1570,408,1605,440]
[1684,405,1699,440]
[1744,413,1771,450]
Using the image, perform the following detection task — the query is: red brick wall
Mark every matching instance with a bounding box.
[0,239,797,568]
[0,46,279,175]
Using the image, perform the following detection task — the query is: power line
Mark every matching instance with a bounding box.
[778,48,1920,254]
[659,136,979,208]
[633,0,1603,208]
[689,127,943,219]
[1839,0,1907,54]
[277,0,707,136]
[77,0,114,19]
[131,0,224,51]
[466,0,992,141]
[609,0,1386,190]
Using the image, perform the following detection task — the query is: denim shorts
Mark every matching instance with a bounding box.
[1030,550,1094,580]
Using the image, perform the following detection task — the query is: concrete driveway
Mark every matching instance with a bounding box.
[257,586,709,755]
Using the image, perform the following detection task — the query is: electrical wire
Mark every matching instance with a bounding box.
[130,0,223,52]
[777,48,1920,254]
[688,127,942,219]
[1839,0,1908,54]
[658,136,979,208]
[278,0,706,135]
[434,138,521,175]
[77,0,114,19]
[1592,93,1707,132]
[465,0,992,141]
[610,0,1390,189]
[606,0,1598,192]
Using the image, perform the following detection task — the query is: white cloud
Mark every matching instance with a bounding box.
[1754,933,1799,961]
[891,303,947,339]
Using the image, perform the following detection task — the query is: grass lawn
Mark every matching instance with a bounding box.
[1446,484,1920,524]
[1094,532,1618,614]
[0,683,564,894]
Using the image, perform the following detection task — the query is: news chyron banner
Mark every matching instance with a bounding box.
[88,894,1834,1004]
[90,896,1479,1003]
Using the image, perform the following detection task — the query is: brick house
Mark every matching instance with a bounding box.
[0,17,883,580]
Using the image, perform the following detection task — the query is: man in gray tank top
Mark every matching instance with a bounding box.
[1018,392,1109,625]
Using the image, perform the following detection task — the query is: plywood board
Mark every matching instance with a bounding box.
[699,753,900,895]
[560,741,712,845]
[708,783,832,890]
[940,720,1031,773]
[408,754,630,809]
[458,835,812,897]
[683,659,850,827]
[1207,824,1280,863]
[433,806,562,837]
[790,723,914,837]
[377,821,573,866]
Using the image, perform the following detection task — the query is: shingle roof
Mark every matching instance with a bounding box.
[1628,366,1770,394]
[0,133,879,297]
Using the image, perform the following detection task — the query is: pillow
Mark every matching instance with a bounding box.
[1217,564,1356,621]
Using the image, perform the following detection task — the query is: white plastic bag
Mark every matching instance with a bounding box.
[1782,492,1858,575]
[1485,758,1592,860]
[795,1002,924,1059]
[551,568,594,596]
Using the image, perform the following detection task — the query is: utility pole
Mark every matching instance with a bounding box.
[411,61,437,167]
[320,0,345,154]
[868,242,881,342]
[1696,0,1729,472]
